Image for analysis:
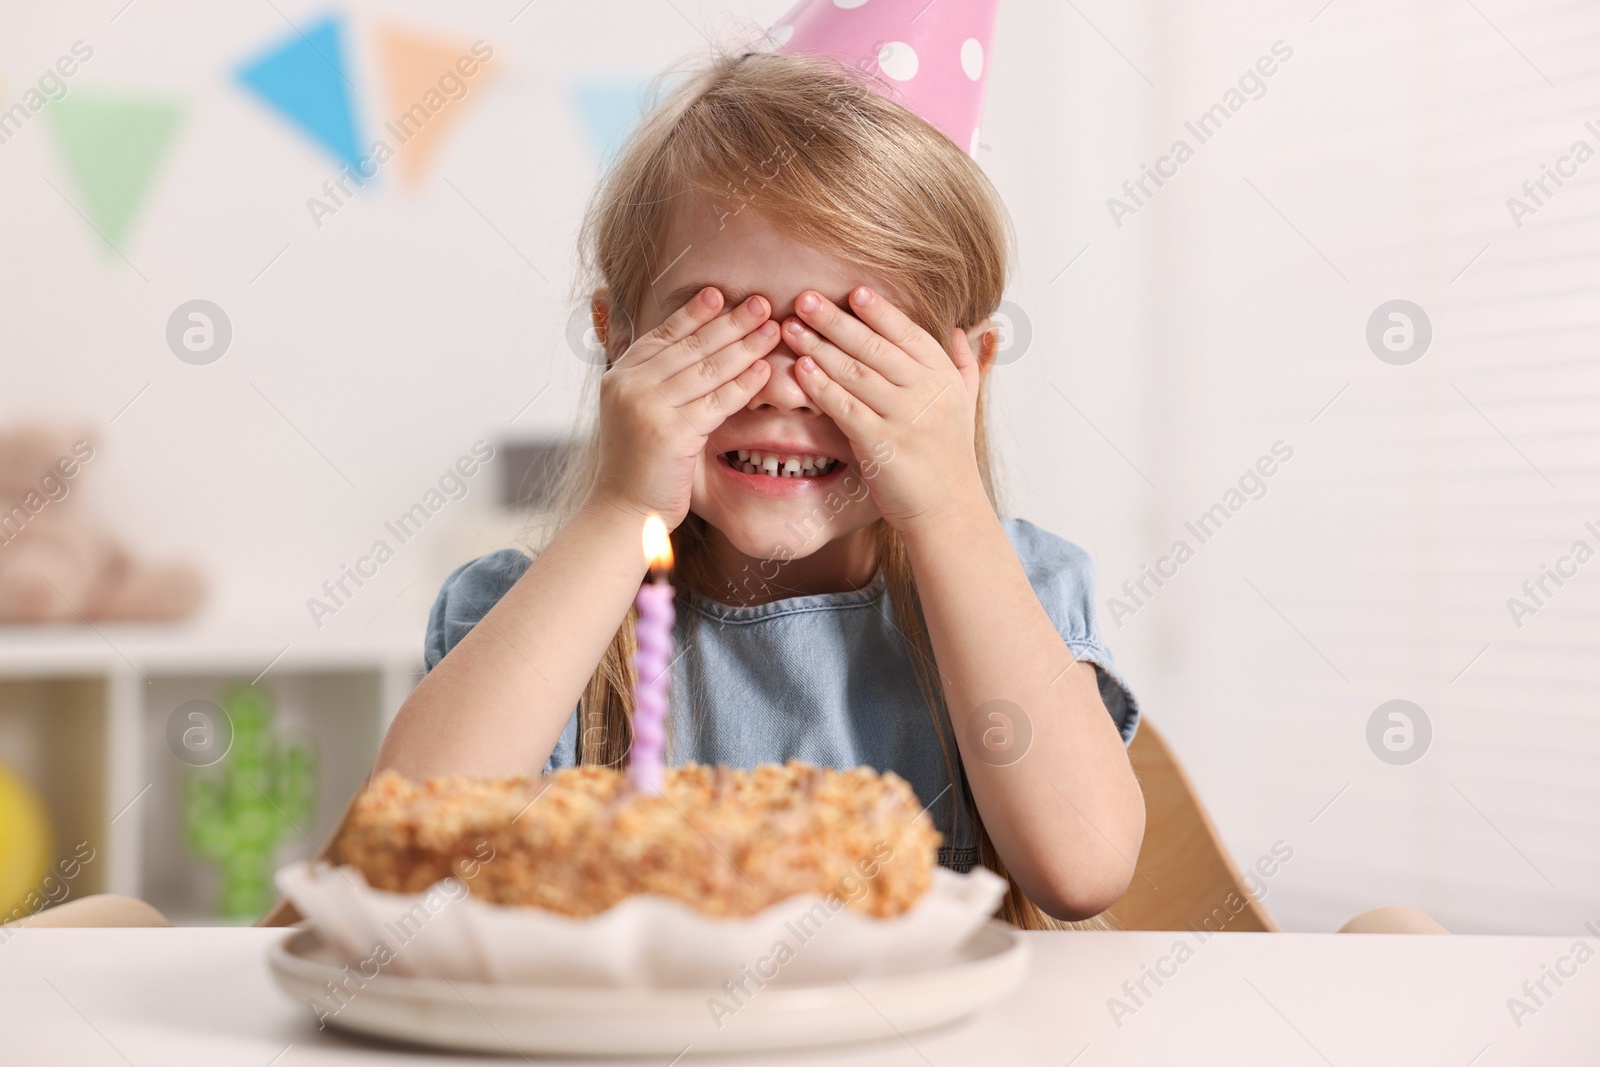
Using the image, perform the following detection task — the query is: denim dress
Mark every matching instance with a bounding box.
[423,518,1139,874]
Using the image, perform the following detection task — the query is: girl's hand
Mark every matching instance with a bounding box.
[784,286,989,534]
[589,288,779,528]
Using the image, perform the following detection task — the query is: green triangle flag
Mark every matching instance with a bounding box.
[46,94,183,250]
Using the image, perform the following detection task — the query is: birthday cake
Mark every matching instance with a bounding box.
[334,761,942,919]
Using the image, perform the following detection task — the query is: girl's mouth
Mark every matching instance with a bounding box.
[714,449,848,496]
[721,449,840,479]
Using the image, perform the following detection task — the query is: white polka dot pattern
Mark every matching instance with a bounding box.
[961,37,983,81]
[766,0,998,157]
[877,40,919,81]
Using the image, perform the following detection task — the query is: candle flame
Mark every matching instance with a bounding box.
[642,514,673,570]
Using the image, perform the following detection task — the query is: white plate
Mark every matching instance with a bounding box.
[275,860,1010,988]
[268,920,1030,1056]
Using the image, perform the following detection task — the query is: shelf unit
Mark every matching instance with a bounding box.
[0,623,421,925]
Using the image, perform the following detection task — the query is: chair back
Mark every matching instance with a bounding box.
[1106,720,1277,933]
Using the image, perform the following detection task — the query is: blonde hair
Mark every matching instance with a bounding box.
[546,50,1105,930]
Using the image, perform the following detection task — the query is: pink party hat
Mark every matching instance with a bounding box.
[767,0,999,157]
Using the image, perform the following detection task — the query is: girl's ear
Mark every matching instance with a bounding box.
[590,288,613,349]
[965,318,999,375]
[591,288,637,365]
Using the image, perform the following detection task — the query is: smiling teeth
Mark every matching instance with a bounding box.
[728,450,838,477]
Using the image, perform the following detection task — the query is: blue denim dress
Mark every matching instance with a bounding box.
[423,518,1139,874]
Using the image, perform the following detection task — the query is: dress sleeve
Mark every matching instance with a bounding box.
[421,547,581,774]
[423,548,534,672]
[1001,518,1141,745]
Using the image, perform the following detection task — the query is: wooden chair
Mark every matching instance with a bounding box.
[1106,720,1447,935]
[1105,719,1278,933]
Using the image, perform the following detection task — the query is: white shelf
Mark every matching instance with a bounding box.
[0,620,422,677]
[0,621,422,925]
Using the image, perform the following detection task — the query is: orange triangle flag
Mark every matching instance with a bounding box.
[377,26,497,185]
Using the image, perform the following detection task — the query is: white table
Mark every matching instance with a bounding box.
[1,927,1592,1065]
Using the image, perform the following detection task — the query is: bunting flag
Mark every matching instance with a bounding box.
[236,13,364,171]
[570,78,650,164]
[46,94,183,249]
[376,26,497,185]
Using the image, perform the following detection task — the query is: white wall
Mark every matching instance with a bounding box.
[4,0,1592,934]
[1120,0,1600,934]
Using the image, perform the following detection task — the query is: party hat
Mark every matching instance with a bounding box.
[767,0,999,157]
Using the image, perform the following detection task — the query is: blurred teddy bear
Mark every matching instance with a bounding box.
[0,425,206,623]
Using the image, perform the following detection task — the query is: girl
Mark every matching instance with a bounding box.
[375,51,1145,929]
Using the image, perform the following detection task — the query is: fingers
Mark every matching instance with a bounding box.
[790,291,919,385]
[656,317,781,406]
[951,326,982,400]
[843,286,951,370]
[782,317,896,416]
[648,294,775,381]
[679,359,772,433]
[950,325,978,374]
[613,286,724,369]
[793,287,934,379]
[795,355,883,439]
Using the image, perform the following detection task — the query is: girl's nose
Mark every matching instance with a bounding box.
[745,344,818,413]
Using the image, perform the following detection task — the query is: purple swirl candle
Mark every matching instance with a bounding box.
[629,515,674,794]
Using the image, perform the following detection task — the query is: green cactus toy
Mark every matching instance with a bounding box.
[183,684,316,921]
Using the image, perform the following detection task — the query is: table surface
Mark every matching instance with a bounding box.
[1,927,1593,1066]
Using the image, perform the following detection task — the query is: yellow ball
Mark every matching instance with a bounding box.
[0,764,52,921]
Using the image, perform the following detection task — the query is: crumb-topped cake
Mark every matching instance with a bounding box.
[334,761,942,918]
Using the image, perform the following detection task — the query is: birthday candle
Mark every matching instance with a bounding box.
[629,515,674,794]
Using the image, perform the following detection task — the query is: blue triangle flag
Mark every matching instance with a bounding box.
[571,79,651,165]
[237,13,364,171]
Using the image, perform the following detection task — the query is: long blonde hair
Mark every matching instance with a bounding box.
[546,50,1102,930]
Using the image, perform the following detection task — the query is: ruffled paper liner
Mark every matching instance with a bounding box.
[275,860,1007,988]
